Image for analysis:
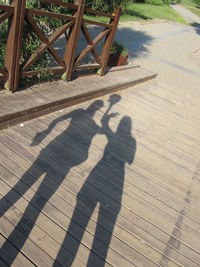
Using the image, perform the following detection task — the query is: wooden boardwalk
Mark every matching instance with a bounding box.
[1,79,200,266]
[0,65,156,130]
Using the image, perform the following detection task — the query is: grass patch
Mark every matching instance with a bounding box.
[81,3,187,24]
[120,3,187,24]
[181,0,200,17]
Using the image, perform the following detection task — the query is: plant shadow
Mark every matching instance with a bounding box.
[191,22,200,35]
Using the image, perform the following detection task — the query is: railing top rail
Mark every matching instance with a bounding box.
[26,8,76,21]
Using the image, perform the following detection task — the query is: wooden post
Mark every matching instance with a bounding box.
[98,7,121,76]
[62,0,86,82]
[5,0,26,92]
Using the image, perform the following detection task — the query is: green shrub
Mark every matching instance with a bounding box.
[0,0,127,83]
[193,0,200,5]
[88,0,129,12]
[163,0,170,5]
[110,41,128,57]
[145,0,164,6]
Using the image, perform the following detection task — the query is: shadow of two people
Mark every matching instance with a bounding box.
[0,94,136,266]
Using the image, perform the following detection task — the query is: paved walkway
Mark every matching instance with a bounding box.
[116,19,200,89]
[171,4,200,24]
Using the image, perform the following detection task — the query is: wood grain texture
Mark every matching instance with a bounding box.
[1,78,200,266]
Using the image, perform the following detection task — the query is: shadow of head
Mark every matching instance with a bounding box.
[117,116,132,135]
[87,99,104,115]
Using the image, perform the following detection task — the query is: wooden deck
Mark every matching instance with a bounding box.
[0,65,156,130]
[1,78,200,266]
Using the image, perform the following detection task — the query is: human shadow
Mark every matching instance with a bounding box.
[0,95,123,266]
[54,113,136,265]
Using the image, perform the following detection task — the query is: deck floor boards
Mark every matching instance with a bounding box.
[1,79,200,266]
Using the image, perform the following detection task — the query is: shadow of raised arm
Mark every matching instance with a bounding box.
[30,112,72,146]
[101,112,119,137]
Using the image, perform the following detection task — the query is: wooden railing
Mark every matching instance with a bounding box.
[0,0,121,92]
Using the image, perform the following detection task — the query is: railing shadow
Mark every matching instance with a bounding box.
[54,25,153,64]
[0,94,137,266]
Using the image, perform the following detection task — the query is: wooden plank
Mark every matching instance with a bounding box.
[22,67,65,79]
[22,20,73,72]
[81,22,101,65]
[0,168,141,266]
[75,29,110,66]
[0,11,12,24]
[0,185,86,267]
[0,68,157,130]
[26,8,75,22]
[4,0,26,92]
[0,130,199,266]
[0,257,8,267]
[25,14,66,69]
[0,146,153,266]
[0,233,35,267]
[74,64,100,71]
[0,213,56,267]
[83,19,112,28]
[0,146,198,267]
[0,4,14,13]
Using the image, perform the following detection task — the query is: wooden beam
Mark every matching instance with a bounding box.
[75,28,110,66]
[0,11,12,24]
[81,23,101,65]
[24,14,67,70]
[26,8,75,22]
[22,19,73,71]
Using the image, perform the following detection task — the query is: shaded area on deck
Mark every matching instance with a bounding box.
[1,78,200,266]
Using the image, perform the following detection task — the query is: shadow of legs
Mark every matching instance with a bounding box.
[0,162,41,218]
[0,172,64,265]
[87,205,119,267]
[53,200,96,267]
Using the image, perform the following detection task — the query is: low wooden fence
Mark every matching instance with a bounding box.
[0,0,121,92]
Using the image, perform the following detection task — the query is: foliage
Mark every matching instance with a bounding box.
[0,21,7,68]
[132,0,170,5]
[110,41,128,57]
[193,0,200,5]
[88,0,129,12]
[145,0,164,6]
[181,0,200,18]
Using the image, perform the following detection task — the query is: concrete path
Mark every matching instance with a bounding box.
[115,19,200,91]
[171,4,200,24]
